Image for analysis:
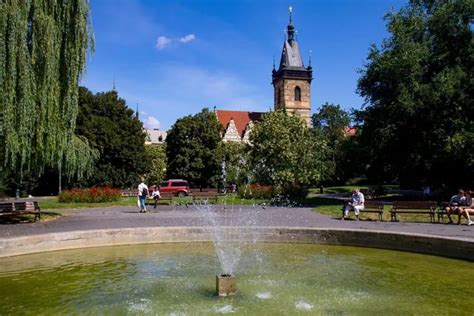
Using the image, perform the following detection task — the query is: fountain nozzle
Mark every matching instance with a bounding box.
[216,274,236,296]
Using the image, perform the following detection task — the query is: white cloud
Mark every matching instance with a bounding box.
[144,116,161,129]
[156,34,196,50]
[156,36,171,50]
[179,34,196,43]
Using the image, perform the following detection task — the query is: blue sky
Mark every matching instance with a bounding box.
[81,0,406,130]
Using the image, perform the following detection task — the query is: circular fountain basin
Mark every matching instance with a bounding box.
[0,242,472,314]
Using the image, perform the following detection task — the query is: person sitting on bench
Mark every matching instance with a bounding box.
[152,186,161,209]
[446,189,466,224]
[343,188,365,220]
[458,190,473,226]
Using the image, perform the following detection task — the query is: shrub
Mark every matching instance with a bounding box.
[58,187,122,203]
[238,184,275,199]
[280,184,309,199]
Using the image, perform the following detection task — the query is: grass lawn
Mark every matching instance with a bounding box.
[0,211,62,224]
[38,195,269,210]
[310,184,399,195]
[155,194,269,206]
[38,197,137,210]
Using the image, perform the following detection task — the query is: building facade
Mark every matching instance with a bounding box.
[145,128,167,145]
[215,110,264,143]
[215,8,313,142]
[272,8,313,126]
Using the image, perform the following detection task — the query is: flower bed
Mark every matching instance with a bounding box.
[238,184,275,199]
[58,187,122,203]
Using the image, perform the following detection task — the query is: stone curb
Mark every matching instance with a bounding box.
[0,227,473,261]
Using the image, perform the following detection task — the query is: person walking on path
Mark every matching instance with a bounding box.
[342,188,365,220]
[137,177,149,213]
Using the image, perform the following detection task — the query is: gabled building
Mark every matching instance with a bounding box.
[215,110,264,143]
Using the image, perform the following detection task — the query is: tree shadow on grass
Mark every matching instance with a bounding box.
[0,211,61,225]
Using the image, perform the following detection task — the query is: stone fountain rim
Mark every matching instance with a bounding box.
[0,226,472,261]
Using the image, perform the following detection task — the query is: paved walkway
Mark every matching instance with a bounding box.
[1,205,473,241]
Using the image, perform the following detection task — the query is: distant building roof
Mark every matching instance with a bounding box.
[145,128,167,145]
[344,127,357,137]
[215,110,265,138]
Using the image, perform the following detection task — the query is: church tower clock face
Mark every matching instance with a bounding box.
[272,7,313,126]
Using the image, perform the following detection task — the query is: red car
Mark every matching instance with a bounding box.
[154,179,190,197]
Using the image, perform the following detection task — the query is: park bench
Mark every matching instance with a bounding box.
[390,201,437,222]
[191,191,219,204]
[146,192,175,205]
[341,200,384,221]
[437,202,474,223]
[121,189,136,197]
[0,201,41,221]
[359,188,373,200]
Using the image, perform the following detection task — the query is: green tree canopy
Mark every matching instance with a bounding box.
[312,103,350,146]
[312,103,351,183]
[216,141,249,187]
[166,108,221,188]
[357,0,473,188]
[0,0,94,177]
[75,87,148,188]
[249,111,325,194]
[145,144,167,186]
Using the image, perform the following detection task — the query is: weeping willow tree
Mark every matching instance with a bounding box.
[0,0,96,182]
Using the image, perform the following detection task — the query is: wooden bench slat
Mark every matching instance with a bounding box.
[0,201,41,221]
[342,201,384,221]
[390,201,437,222]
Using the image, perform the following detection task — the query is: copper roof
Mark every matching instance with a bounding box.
[215,110,265,138]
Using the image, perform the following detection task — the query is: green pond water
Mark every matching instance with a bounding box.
[0,243,472,315]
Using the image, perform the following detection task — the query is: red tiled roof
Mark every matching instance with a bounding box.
[215,110,265,137]
[344,127,357,136]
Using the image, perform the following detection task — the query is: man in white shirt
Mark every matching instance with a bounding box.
[137,177,148,213]
[343,188,365,220]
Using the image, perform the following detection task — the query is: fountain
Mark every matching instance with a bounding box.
[194,198,264,297]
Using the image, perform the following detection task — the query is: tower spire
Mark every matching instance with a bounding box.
[308,50,312,68]
[135,102,139,119]
[286,6,295,42]
[272,6,313,127]
[289,6,293,24]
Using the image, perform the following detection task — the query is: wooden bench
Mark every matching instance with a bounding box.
[359,188,373,200]
[0,201,41,221]
[121,190,136,197]
[390,201,437,222]
[146,192,175,205]
[341,201,384,221]
[437,202,474,223]
[191,191,219,204]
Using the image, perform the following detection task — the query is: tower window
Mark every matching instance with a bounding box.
[294,86,301,101]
